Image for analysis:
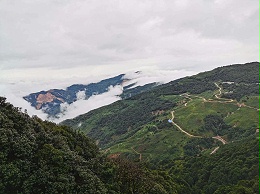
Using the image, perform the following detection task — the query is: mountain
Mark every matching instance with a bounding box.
[23,73,157,118]
[1,62,259,193]
[0,96,180,193]
[62,62,259,164]
[1,95,258,194]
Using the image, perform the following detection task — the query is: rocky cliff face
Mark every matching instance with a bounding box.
[35,92,65,110]
[24,74,126,117]
[23,73,158,118]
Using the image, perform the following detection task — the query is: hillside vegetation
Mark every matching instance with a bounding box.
[1,96,259,193]
[1,62,259,193]
[0,97,181,194]
[62,62,259,164]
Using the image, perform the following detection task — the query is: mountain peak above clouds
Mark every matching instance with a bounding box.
[23,74,126,118]
[21,69,195,122]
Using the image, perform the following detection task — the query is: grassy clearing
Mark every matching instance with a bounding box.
[108,124,191,161]
[197,91,215,99]
[224,107,259,129]
[174,100,238,134]
[240,96,259,108]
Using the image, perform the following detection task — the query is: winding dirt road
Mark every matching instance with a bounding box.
[212,136,227,144]
[210,136,226,155]
[132,147,142,161]
[170,111,202,138]
[214,83,234,102]
[169,108,227,155]
[210,147,219,155]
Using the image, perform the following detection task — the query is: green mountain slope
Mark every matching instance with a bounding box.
[0,96,182,194]
[1,60,259,193]
[62,62,259,164]
[170,136,259,194]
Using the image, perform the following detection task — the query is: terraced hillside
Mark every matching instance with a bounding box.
[62,62,259,164]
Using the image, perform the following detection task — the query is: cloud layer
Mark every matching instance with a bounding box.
[0,69,196,123]
[0,0,258,122]
[0,0,259,79]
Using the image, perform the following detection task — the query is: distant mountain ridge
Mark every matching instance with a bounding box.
[1,62,259,194]
[23,73,157,118]
[62,62,259,164]
[23,74,125,116]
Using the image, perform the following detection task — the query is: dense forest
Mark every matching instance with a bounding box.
[0,96,181,193]
[170,137,259,193]
[1,96,259,193]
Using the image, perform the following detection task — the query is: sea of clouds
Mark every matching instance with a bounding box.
[0,69,196,123]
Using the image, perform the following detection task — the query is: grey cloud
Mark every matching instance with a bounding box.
[0,0,258,73]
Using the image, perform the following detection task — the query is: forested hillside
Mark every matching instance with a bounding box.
[0,96,183,193]
[170,137,259,193]
[62,62,259,164]
[1,62,259,193]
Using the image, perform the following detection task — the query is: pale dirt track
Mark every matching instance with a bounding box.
[131,147,142,161]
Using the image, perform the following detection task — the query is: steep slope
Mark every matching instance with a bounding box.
[0,97,181,194]
[62,62,259,163]
[0,97,107,193]
[1,60,259,194]
[23,74,157,119]
[23,74,126,116]
[170,136,259,194]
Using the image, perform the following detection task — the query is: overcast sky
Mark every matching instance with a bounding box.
[0,0,259,83]
[0,0,258,121]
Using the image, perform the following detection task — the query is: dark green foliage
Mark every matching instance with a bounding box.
[200,114,256,141]
[171,137,259,194]
[154,77,216,96]
[221,83,259,101]
[195,62,259,83]
[0,97,110,193]
[0,97,181,193]
[203,114,229,135]
[120,82,157,99]
[183,138,215,156]
[108,158,179,194]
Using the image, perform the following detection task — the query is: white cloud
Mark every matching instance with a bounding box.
[53,85,123,123]
[0,0,258,122]
[0,68,196,123]
[123,68,196,87]
[0,84,48,120]
[76,90,86,100]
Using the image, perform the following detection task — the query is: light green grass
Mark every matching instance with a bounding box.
[174,100,238,134]
[108,125,191,161]
[240,96,259,108]
[224,107,259,129]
